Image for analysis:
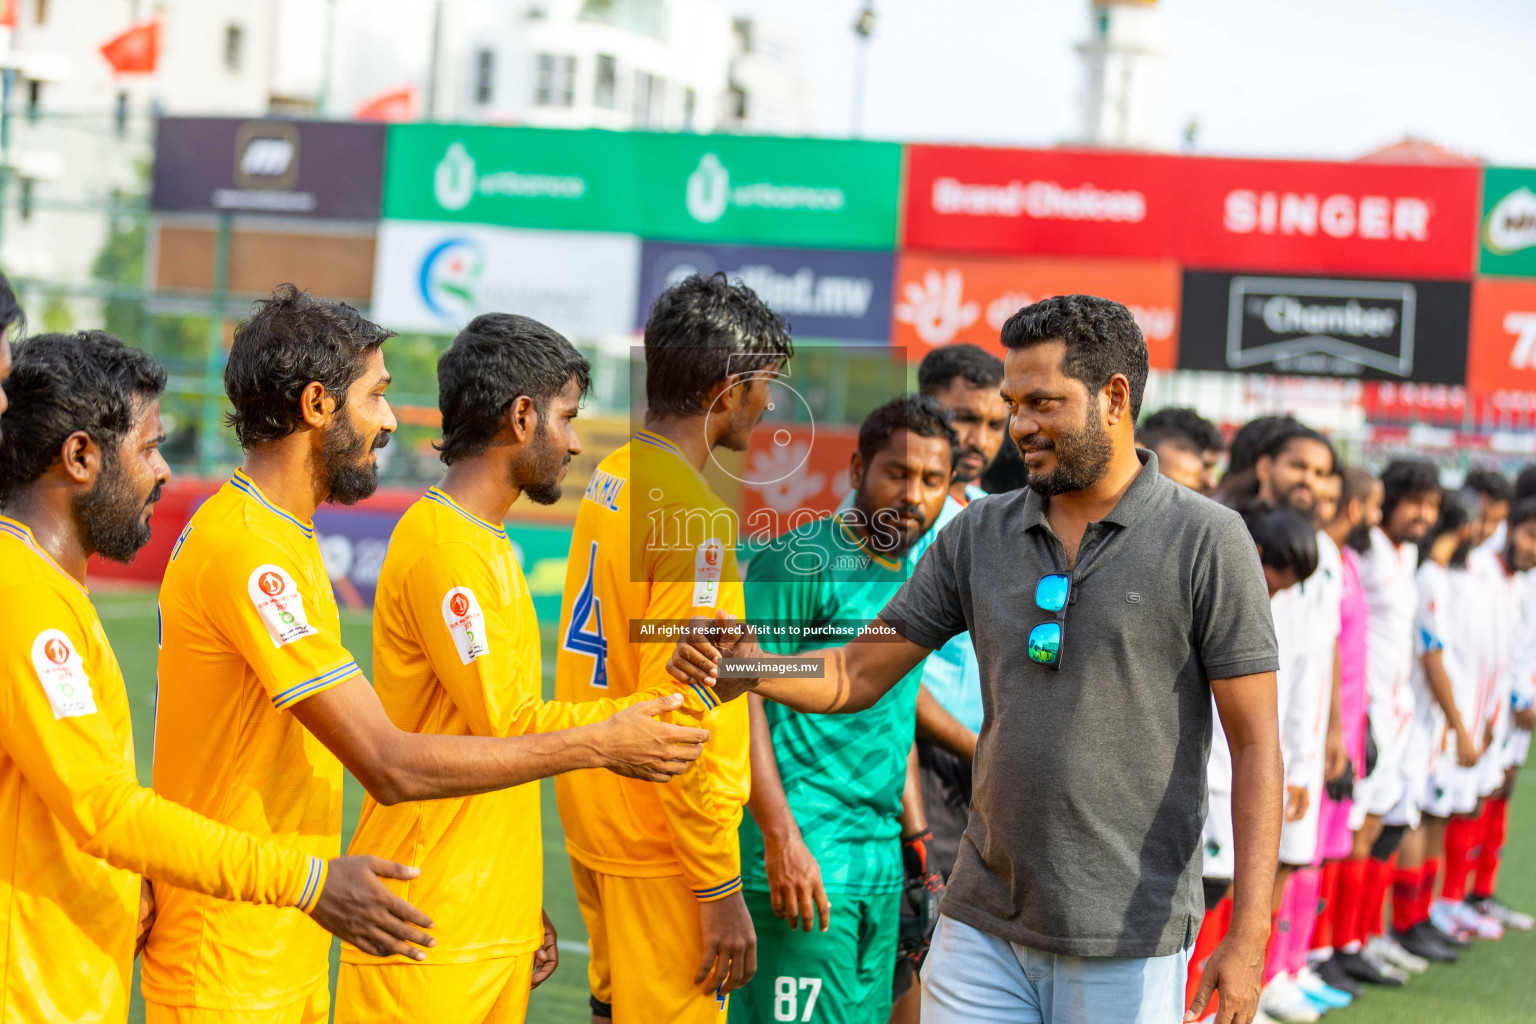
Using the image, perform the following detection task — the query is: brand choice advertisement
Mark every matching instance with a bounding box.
[1178,271,1471,383]
[635,242,894,341]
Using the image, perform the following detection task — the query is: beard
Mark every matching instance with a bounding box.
[1017,412,1114,497]
[321,413,387,506]
[74,453,160,564]
[518,423,568,506]
[854,492,927,557]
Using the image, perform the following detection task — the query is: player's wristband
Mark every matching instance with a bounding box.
[296,857,328,914]
[901,829,933,879]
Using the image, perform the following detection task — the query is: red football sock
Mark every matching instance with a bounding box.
[1391,863,1421,933]
[1187,896,1232,1011]
[1363,854,1396,940]
[1417,857,1440,924]
[1334,856,1369,950]
[1473,798,1510,900]
[1442,813,1480,901]
[1311,861,1340,951]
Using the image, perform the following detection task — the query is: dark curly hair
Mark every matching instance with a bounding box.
[1239,500,1319,584]
[436,314,592,464]
[0,331,166,501]
[917,343,1004,396]
[643,272,794,417]
[1381,459,1441,522]
[857,393,959,468]
[1137,406,1224,455]
[999,294,1149,420]
[223,283,394,449]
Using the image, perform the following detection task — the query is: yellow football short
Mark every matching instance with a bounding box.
[334,954,536,1024]
[572,859,730,1024]
[145,980,328,1024]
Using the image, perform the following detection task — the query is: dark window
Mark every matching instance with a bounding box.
[224,24,244,72]
[474,48,495,104]
[594,54,616,109]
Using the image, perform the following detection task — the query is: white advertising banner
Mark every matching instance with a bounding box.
[371,220,641,337]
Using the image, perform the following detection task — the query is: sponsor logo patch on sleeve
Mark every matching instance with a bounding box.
[442,586,489,664]
[32,629,97,719]
[248,564,319,647]
[693,538,724,608]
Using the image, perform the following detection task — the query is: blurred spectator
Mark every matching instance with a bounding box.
[980,433,1028,494]
[1227,415,1298,478]
[918,344,1007,504]
[1137,406,1225,495]
[1462,469,1512,548]
[1516,464,1536,503]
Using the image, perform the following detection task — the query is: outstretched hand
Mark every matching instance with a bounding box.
[599,693,711,782]
[667,611,762,704]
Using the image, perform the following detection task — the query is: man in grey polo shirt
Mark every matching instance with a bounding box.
[669,295,1284,1024]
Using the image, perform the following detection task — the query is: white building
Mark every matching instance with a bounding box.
[1075,0,1167,149]
[305,0,819,135]
[0,0,275,286]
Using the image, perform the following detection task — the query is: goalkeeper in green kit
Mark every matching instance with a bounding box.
[731,396,956,1023]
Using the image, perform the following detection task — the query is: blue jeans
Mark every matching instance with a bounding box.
[921,915,1191,1024]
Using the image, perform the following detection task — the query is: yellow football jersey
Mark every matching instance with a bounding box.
[554,431,749,902]
[0,515,322,1024]
[342,487,707,968]
[144,471,362,1012]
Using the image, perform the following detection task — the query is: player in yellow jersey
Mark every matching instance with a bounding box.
[337,313,713,1024]
[0,332,433,1023]
[146,287,707,1024]
[555,273,795,1024]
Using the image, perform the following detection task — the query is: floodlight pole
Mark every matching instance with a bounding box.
[851,4,875,138]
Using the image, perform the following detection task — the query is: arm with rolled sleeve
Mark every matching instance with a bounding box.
[1,595,324,913]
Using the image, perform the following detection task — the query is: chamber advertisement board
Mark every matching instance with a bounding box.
[1179,270,1470,383]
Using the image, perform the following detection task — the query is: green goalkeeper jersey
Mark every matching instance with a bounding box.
[739,512,926,896]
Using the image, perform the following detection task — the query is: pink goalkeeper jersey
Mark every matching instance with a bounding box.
[1339,546,1368,766]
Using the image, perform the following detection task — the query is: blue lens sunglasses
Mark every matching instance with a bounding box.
[1027,573,1073,670]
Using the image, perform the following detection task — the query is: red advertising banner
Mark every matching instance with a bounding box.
[891,253,1181,369]
[740,425,859,531]
[1468,279,1536,394]
[1178,157,1479,279]
[903,145,1184,259]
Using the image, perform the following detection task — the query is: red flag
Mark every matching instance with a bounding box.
[354,86,418,122]
[100,20,159,75]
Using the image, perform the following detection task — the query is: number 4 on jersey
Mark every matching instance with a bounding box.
[564,541,608,688]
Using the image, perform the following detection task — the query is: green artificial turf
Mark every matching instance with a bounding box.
[88,587,1533,1024]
